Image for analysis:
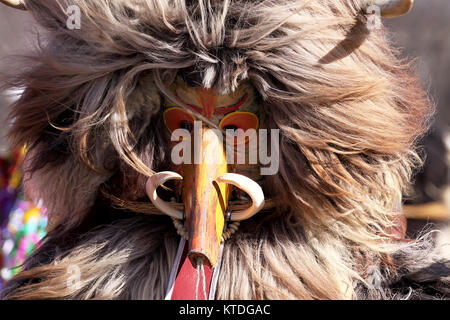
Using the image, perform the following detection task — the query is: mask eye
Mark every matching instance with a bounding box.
[219,112,259,145]
[163,107,196,133]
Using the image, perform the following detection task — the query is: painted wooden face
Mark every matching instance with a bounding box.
[162,76,264,182]
[163,76,261,133]
[157,76,265,268]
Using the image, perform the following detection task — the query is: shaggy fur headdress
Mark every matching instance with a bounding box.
[1,0,449,299]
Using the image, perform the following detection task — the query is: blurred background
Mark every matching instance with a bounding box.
[385,0,450,235]
[0,6,35,154]
[0,0,449,285]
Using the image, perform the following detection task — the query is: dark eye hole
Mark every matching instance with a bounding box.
[180,120,194,132]
[223,124,239,131]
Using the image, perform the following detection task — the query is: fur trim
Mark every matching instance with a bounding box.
[2,215,449,299]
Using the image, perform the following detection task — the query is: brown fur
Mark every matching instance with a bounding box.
[1,0,447,300]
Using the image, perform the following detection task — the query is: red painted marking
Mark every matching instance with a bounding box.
[174,91,248,118]
[214,93,249,115]
[175,92,203,115]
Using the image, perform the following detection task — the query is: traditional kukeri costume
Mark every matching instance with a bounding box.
[1,0,449,300]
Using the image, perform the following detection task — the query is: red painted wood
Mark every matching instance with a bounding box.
[171,243,214,300]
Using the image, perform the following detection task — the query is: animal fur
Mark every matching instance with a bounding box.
[1,0,449,299]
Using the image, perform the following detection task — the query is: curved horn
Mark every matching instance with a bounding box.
[216,173,265,221]
[0,0,26,10]
[145,171,184,220]
[369,0,414,18]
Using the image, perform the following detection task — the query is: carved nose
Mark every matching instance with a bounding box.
[146,128,265,268]
[182,128,229,268]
